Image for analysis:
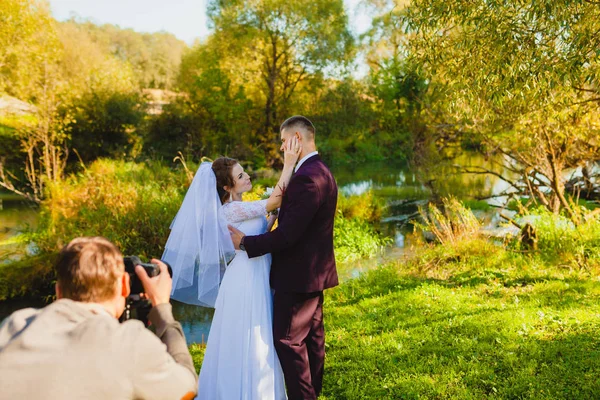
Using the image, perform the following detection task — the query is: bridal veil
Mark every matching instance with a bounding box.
[162,162,235,307]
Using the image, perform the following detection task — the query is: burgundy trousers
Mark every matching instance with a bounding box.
[273,291,325,400]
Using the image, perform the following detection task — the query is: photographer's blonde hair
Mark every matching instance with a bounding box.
[55,237,125,302]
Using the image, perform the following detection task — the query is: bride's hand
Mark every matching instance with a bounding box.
[283,136,301,168]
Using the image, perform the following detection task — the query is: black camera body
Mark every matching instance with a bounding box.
[119,256,172,326]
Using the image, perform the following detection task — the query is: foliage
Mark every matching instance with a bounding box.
[337,190,385,224]
[334,215,391,264]
[34,159,190,257]
[203,0,354,163]
[67,89,146,163]
[0,3,150,200]
[0,254,55,301]
[0,0,60,100]
[401,0,600,222]
[189,343,206,374]
[512,208,600,269]
[150,44,257,162]
[60,19,186,90]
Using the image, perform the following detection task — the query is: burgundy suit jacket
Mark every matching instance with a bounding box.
[244,155,339,293]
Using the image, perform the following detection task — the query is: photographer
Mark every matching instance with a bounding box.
[0,237,197,400]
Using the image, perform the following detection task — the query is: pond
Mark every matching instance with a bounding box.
[0,153,512,344]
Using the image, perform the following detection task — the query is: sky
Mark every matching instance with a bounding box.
[48,0,373,45]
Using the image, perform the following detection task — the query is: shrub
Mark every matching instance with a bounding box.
[35,159,190,258]
[334,214,391,264]
[516,208,600,269]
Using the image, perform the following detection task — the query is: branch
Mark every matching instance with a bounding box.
[571,97,600,106]
[0,164,40,203]
[500,213,523,230]
[453,164,521,192]
[573,86,600,94]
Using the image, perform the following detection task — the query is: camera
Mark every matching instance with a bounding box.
[119,256,173,326]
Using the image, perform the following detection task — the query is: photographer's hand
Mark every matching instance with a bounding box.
[135,259,172,307]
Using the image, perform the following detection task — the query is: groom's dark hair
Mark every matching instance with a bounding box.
[280,116,315,138]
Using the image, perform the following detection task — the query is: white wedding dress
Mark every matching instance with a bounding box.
[197,199,287,400]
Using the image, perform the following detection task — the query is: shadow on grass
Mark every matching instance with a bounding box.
[325,304,600,399]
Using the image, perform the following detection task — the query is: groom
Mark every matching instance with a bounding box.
[229,115,338,400]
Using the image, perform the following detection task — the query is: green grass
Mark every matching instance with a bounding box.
[462,199,493,211]
[320,242,600,399]
[189,343,206,374]
[188,238,600,399]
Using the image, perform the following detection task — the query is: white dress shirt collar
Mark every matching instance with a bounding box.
[294,151,319,173]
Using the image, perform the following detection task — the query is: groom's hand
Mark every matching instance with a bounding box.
[228,225,245,250]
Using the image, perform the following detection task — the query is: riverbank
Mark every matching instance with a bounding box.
[0,159,390,304]
[188,238,600,399]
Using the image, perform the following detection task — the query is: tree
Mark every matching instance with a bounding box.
[0,0,68,202]
[0,0,59,100]
[149,44,256,162]
[0,3,147,200]
[402,0,600,222]
[206,0,354,160]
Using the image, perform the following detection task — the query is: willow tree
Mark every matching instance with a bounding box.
[206,0,353,157]
[402,0,600,222]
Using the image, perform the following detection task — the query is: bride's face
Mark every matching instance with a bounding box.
[230,163,252,195]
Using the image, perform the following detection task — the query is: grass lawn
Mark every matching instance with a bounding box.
[190,239,600,399]
[321,240,600,399]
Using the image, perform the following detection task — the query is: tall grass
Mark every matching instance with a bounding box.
[516,207,600,269]
[415,197,481,245]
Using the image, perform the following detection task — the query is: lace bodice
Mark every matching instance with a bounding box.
[222,199,268,224]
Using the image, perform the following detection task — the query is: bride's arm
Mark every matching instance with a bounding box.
[266,136,300,212]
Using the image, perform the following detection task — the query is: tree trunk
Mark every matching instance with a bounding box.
[264,37,278,137]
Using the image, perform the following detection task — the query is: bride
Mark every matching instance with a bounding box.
[162,138,300,399]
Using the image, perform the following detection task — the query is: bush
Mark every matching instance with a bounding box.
[2,160,392,299]
[35,158,190,258]
[334,214,391,264]
[0,254,55,301]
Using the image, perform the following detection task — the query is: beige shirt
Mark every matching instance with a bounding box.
[0,299,197,400]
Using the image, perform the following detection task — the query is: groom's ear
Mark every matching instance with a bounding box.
[295,131,302,142]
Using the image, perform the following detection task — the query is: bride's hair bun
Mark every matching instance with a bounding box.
[212,157,238,204]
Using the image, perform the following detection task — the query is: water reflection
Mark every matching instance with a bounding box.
[0,192,38,264]
[172,300,213,344]
[333,153,517,245]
